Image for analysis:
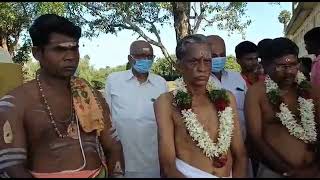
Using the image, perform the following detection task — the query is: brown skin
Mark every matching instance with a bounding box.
[128,40,154,83]
[154,42,247,178]
[206,35,226,81]
[237,52,260,85]
[245,54,320,177]
[0,33,124,177]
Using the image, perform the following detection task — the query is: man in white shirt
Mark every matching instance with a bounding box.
[207,35,252,177]
[105,40,168,178]
[206,35,247,139]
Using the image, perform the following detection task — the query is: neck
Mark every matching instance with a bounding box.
[38,69,70,89]
[132,68,148,83]
[185,82,207,97]
[213,71,222,81]
[242,71,258,81]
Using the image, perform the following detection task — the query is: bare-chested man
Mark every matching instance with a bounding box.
[154,34,247,178]
[0,14,124,178]
[245,37,320,178]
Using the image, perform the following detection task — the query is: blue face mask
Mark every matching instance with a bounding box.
[211,57,226,73]
[133,59,153,73]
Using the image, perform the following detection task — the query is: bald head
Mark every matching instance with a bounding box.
[206,35,226,57]
[129,40,153,56]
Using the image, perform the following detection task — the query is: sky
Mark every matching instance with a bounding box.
[78,2,292,69]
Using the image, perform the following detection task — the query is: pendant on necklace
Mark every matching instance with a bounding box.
[67,122,79,139]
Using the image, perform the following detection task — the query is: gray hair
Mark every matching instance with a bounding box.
[176,34,209,61]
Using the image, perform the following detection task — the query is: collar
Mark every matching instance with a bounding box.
[125,69,155,85]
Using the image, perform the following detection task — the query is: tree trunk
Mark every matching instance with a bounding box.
[0,35,8,52]
[172,2,191,43]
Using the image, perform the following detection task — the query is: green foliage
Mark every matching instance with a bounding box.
[174,91,192,110]
[151,55,180,81]
[22,60,40,82]
[225,55,241,72]
[278,10,291,25]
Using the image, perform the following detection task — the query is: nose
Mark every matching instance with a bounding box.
[64,50,79,62]
[197,60,206,72]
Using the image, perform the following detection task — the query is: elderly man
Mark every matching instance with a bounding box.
[245,37,320,178]
[105,40,168,178]
[0,14,124,178]
[154,34,247,178]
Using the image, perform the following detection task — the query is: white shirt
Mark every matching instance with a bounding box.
[211,70,248,139]
[105,70,167,176]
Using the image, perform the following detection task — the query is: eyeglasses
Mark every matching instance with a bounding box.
[275,63,300,71]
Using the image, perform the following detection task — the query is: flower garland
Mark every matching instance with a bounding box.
[173,77,234,168]
[265,72,317,143]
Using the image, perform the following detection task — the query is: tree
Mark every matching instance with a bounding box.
[151,55,180,81]
[225,55,241,72]
[278,10,291,34]
[22,60,40,82]
[70,2,252,68]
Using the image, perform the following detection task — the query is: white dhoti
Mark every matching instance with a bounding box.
[175,158,232,178]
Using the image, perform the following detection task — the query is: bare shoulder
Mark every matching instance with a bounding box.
[154,92,173,106]
[246,80,265,97]
[1,80,38,106]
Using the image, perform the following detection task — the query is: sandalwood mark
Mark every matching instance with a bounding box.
[3,121,13,144]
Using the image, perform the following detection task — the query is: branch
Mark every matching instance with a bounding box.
[123,17,173,63]
[191,2,206,34]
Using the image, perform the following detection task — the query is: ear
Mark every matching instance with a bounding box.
[32,47,41,61]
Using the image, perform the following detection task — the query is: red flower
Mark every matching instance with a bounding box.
[213,155,228,168]
[214,99,227,111]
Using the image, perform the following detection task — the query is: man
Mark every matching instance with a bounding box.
[245,37,320,178]
[105,40,167,178]
[206,35,247,140]
[0,14,124,178]
[0,48,23,97]
[154,34,247,178]
[235,41,263,86]
[257,38,272,73]
[304,27,320,86]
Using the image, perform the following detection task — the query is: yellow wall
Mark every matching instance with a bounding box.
[288,3,320,57]
[0,63,23,98]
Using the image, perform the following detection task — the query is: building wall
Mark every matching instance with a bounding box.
[288,3,320,57]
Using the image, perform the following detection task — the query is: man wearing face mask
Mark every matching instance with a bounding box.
[104,40,168,178]
[207,35,252,177]
[206,35,247,139]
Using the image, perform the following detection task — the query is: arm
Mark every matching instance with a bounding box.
[154,93,185,178]
[227,92,248,178]
[95,90,125,177]
[0,92,33,178]
[244,86,292,175]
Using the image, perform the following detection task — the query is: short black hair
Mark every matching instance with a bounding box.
[257,38,272,59]
[176,34,208,61]
[263,37,299,66]
[29,14,81,47]
[235,41,257,59]
[304,27,320,43]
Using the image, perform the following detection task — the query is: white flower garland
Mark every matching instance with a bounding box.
[173,77,234,159]
[265,72,317,143]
